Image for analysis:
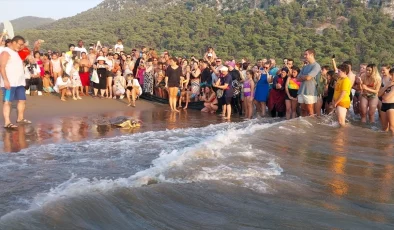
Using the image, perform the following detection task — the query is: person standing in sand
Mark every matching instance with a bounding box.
[79,52,91,96]
[165,57,182,112]
[0,36,31,129]
[51,53,63,84]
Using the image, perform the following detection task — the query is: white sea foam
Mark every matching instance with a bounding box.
[1,120,285,218]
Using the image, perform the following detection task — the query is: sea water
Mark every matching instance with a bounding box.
[0,112,393,229]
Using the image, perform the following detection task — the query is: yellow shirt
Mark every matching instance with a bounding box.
[333,77,352,108]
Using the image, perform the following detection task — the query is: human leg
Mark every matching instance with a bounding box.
[367,97,379,123]
[360,96,368,123]
[336,106,347,127]
[285,100,292,120]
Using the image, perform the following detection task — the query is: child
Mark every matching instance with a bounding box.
[43,71,55,93]
[113,70,126,99]
[334,64,352,126]
[70,62,82,100]
[125,73,142,107]
[54,74,72,101]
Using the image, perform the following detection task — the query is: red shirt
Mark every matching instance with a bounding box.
[18,47,31,61]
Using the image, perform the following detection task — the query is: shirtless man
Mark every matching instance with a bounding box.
[51,53,63,84]
[79,52,91,96]
[88,47,96,65]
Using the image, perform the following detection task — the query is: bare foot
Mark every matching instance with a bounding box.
[174,109,180,112]
[183,107,188,110]
[61,97,66,102]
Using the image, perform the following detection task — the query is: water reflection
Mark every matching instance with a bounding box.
[0,109,226,153]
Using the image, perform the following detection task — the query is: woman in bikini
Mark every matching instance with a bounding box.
[243,70,255,119]
[200,86,218,113]
[285,67,300,119]
[378,64,392,125]
[359,64,381,123]
[378,68,394,132]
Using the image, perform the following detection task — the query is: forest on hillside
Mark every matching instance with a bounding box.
[19,0,394,66]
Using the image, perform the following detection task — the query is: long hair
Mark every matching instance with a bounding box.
[366,64,380,84]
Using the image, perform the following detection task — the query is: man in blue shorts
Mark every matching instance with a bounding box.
[0,35,31,129]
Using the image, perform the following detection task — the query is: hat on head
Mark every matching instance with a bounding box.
[97,56,106,61]
[220,66,229,72]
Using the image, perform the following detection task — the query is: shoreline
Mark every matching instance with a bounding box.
[0,94,233,153]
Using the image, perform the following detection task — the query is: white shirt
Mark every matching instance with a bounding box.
[24,64,41,79]
[114,44,124,51]
[0,47,25,87]
[74,46,87,57]
[54,77,71,93]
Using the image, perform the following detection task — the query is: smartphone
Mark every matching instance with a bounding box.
[332,54,335,59]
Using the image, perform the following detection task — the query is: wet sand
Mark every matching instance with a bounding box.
[0,94,237,153]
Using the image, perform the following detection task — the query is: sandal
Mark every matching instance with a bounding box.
[16,119,32,124]
[4,123,18,129]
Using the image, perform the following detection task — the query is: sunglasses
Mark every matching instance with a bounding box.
[127,56,131,58]
[216,60,221,63]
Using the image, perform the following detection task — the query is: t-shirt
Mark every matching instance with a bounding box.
[201,68,212,84]
[24,64,40,79]
[114,44,124,51]
[165,66,182,87]
[18,47,31,61]
[74,47,87,57]
[333,77,352,108]
[220,74,233,98]
[297,62,321,96]
[54,77,71,93]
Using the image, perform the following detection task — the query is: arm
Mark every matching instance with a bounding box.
[191,69,201,78]
[0,52,10,89]
[334,90,347,107]
[215,83,229,90]
[331,58,338,73]
[362,79,381,94]
[285,77,291,99]
[378,81,390,97]
[250,80,255,100]
[382,85,394,101]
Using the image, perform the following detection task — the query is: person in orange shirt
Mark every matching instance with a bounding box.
[334,64,352,127]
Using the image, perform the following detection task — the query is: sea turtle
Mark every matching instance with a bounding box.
[109,116,141,129]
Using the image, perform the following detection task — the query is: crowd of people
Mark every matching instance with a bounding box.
[1,32,394,133]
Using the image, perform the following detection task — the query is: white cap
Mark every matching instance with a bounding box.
[97,56,106,61]
[220,66,229,72]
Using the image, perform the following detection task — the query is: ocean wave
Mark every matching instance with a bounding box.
[1,119,284,221]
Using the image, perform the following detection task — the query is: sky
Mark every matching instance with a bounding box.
[0,0,104,22]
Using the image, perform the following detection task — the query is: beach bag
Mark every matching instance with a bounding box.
[91,70,99,84]
[216,89,224,99]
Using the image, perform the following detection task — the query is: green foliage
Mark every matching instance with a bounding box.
[18,0,394,67]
